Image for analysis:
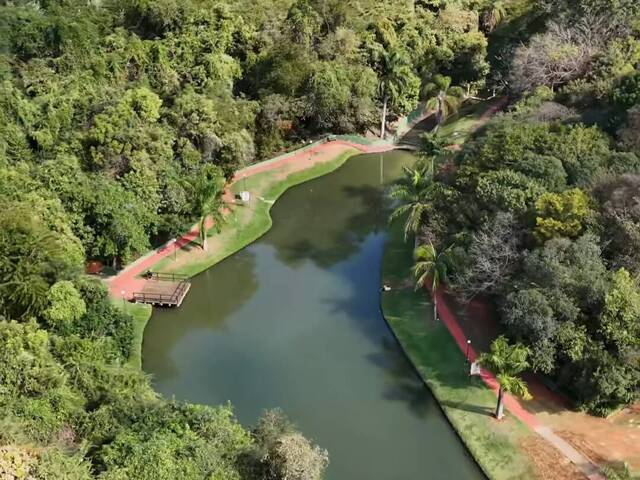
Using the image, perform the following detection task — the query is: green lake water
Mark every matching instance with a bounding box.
[143,151,483,480]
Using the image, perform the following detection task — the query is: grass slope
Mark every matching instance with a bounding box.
[381,221,536,479]
[437,98,502,146]
[153,149,358,277]
[128,149,357,368]
[110,299,152,369]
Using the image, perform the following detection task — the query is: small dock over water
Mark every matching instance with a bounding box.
[133,272,191,307]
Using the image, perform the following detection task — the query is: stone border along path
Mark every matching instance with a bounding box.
[430,286,605,480]
[107,138,394,300]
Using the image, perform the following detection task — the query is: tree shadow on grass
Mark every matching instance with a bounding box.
[440,399,495,417]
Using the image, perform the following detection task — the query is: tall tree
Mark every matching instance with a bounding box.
[389,166,433,241]
[423,75,464,133]
[377,49,416,139]
[192,167,225,251]
[478,336,532,420]
[413,242,451,321]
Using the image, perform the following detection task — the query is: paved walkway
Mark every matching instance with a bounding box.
[432,286,605,480]
[107,138,393,300]
[418,95,605,479]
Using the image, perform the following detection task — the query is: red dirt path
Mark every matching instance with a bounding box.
[107,139,393,300]
[431,286,605,480]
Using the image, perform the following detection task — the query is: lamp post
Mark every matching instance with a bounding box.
[466,339,472,364]
[169,238,177,261]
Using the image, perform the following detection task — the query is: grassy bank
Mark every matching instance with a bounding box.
[153,149,358,277]
[124,148,358,367]
[437,98,503,146]
[381,222,536,479]
[110,299,152,369]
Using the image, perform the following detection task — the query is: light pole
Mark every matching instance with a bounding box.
[466,339,472,365]
[169,238,177,261]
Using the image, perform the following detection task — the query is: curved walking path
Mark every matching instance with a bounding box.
[107,139,393,300]
[431,287,605,480]
[108,99,604,478]
[409,96,605,479]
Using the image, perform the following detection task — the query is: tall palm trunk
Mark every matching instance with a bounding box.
[495,387,505,419]
[432,278,438,321]
[433,295,438,321]
[200,216,208,251]
[380,94,388,139]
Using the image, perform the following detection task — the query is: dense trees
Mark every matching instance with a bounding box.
[0,0,506,477]
[392,0,640,416]
[0,0,494,267]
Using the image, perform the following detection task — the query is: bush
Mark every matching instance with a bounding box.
[44,281,86,334]
[612,72,640,108]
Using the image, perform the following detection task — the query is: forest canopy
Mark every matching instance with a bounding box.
[401,0,640,416]
[0,0,506,477]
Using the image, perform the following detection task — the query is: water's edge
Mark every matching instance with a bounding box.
[376,257,490,479]
[144,151,485,478]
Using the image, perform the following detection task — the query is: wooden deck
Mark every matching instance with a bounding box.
[132,272,191,307]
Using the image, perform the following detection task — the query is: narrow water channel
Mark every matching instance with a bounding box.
[143,151,483,480]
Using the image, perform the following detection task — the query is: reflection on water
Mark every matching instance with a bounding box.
[143,152,483,480]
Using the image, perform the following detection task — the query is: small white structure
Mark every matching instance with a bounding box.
[470,361,481,376]
[240,191,251,203]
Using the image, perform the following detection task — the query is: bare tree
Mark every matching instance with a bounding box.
[510,22,596,93]
[264,433,329,480]
[451,212,520,301]
[509,10,625,94]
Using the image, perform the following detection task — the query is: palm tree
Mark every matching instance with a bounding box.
[481,1,507,33]
[412,242,452,321]
[423,75,464,133]
[478,336,532,420]
[193,169,225,251]
[389,165,432,241]
[378,49,413,139]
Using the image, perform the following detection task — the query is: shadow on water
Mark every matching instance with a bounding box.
[142,249,259,380]
[142,151,485,480]
[369,337,437,419]
[263,154,402,269]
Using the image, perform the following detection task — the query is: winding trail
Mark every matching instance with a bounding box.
[107,139,393,300]
[107,99,604,478]
[431,286,605,480]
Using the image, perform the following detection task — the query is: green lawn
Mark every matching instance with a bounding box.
[128,149,357,369]
[381,222,536,479]
[437,98,502,146]
[153,149,358,277]
[112,299,152,369]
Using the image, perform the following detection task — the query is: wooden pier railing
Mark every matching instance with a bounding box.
[133,273,191,307]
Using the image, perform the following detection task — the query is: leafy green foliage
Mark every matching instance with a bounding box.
[612,72,640,109]
[600,269,640,356]
[399,66,640,413]
[534,189,592,241]
[389,164,434,241]
[478,336,531,419]
[43,282,86,334]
